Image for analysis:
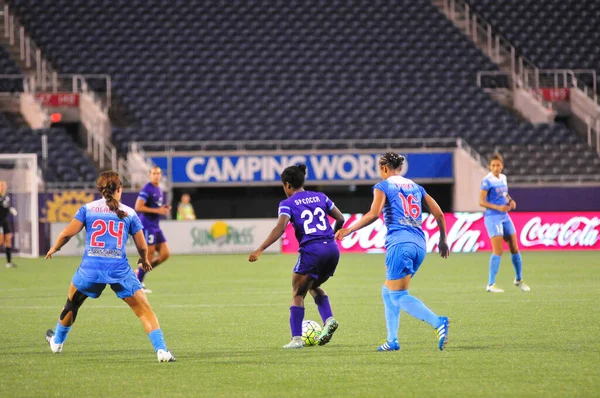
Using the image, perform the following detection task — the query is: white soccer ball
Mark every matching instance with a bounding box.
[301,320,322,346]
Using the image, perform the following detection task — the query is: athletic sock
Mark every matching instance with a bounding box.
[54,321,72,344]
[511,253,523,281]
[136,267,147,283]
[382,286,399,342]
[148,329,167,352]
[488,254,501,286]
[6,247,11,263]
[289,306,305,338]
[313,295,333,324]
[390,290,441,328]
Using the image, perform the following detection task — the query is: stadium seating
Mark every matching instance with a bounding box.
[7,0,600,178]
[465,0,600,89]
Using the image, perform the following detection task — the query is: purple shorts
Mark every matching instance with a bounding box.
[144,226,166,246]
[294,240,340,280]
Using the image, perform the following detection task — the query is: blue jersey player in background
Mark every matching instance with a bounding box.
[134,166,171,293]
[249,164,346,349]
[336,153,450,352]
[479,153,531,293]
[44,171,175,362]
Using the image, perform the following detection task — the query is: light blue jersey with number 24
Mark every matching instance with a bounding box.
[74,199,143,283]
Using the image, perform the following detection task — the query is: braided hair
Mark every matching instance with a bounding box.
[280,164,307,189]
[379,152,405,170]
[96,171,126,219]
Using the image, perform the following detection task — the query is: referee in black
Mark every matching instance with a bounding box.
[0,180,17,268]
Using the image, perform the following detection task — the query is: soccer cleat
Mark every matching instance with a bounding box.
[514,279,531,292]
[486,284,504,293]
[377,339,400,351]
[143,287,153,294]
[283,337,305,349]
[45,329,63,353]
[5,262,16,268]
[436,317,450,351]
[317,317,339,346]
[156,349,176,362]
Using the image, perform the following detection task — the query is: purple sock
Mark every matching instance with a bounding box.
[289,306,305,338]
[314,295,333,323]
[137,267,147,283]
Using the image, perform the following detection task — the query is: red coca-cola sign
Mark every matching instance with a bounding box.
[34,93,80,107]
[281,212,600,253]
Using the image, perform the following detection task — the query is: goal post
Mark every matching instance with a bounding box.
[0,154,39,258]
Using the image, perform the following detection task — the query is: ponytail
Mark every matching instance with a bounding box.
[96,171,126,219]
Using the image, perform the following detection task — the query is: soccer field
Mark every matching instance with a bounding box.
[1,252,598,397]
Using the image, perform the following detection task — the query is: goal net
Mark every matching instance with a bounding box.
[0,154,39,257]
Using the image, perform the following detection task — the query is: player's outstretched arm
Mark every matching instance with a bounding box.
[249,215,290,262]
[46,219,84,259]
[423,194,449,259]
[135,198,171,216]
[335,188,385,240]
[132,230,152,271]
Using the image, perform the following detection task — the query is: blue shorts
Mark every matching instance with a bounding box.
[484,214,516,238]
[294,240,340,280]
[72,267,143,299]
[145,226,166,246]
[385,242,426,280]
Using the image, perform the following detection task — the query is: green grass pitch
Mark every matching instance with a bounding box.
[0,252,599,397]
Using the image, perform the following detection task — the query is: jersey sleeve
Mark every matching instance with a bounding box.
[418,184,427,199]
[74,205,86,223]
[137,186,149,203]
[323,194,335,211]
[480,178,490,191]
[129,211,144,235]
[373,181,387,194]
[278,201,291,218]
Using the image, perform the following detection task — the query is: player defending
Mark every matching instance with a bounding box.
[134,166,171,293]
[336,153,450,352]
[44,171,175,362]
[249,164,346,349]
[480,153,531,293]
[0,180,17,268]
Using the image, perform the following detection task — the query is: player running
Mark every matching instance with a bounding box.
[0,180,17,268]
[335,152,450,352]
[249,164,345,349]
[44,171,175,362]
[134,166,171,293]
[479,153,531,293]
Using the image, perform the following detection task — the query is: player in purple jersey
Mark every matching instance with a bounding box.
[134,166,171,293]
[479,153,530,293]
[336,153,450,351]
[44,171,175,362]
[249,164,345,349]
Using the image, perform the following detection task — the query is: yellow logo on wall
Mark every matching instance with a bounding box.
[42,191,95,222]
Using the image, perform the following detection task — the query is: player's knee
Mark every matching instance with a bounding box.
[60,298,82,323]
[161,247,170,260]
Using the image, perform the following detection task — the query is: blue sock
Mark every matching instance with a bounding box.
[290,306,305,338]
[381,286,399,342]
[54,321,71,344]
[390,290,441,328]
[148,329,167,352]
[488,254,501,286]
[511,253,523,281]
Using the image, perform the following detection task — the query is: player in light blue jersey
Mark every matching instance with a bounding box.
[336,153,450,352]
[479,153,531,293]
[44,171,176,362]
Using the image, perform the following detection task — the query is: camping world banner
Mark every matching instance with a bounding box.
[150,152,453,185]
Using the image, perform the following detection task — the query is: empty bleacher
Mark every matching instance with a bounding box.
[7,0,600,178]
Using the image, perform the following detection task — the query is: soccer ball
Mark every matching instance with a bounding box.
[301,320,322,346]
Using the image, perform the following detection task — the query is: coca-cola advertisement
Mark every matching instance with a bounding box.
[281,212,600,253]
